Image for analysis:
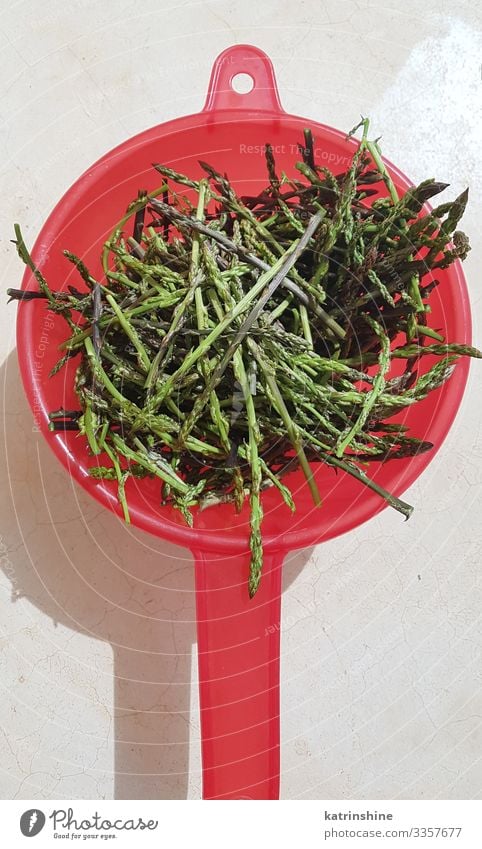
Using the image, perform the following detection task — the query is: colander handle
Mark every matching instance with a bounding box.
[193,547,283,799]
[203,44,284,114]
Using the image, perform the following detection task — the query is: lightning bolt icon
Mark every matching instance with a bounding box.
[28,811,38,833]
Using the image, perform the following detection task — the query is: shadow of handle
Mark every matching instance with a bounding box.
[193,547,283,800]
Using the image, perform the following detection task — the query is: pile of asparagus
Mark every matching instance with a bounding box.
[10,119,481,596]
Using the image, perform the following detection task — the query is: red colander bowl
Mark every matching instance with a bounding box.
[16,45,472,800]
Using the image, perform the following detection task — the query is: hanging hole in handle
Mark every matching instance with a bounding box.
[231,72,254,94]
[203,45,284,113]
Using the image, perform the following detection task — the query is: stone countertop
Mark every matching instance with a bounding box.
[0,0,481,800]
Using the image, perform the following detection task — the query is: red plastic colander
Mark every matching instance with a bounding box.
[16,45,471,800]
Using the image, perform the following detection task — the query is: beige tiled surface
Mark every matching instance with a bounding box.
[1,0,481,800]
